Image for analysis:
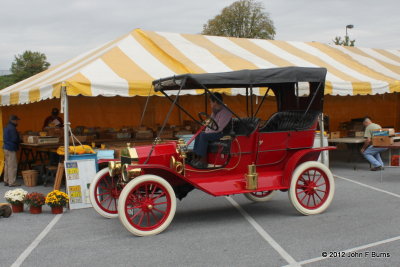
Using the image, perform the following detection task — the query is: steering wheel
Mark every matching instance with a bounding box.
[198,112,219,131]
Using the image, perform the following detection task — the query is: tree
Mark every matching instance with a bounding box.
[11,50,50,82]
[202,0,275,39]
[0,74,15,89]
[333,36,355,47]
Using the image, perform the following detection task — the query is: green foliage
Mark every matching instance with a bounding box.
[202,0,275,39]
[333,36,355,47]
[11,50,50,82]
[0,74,16,89]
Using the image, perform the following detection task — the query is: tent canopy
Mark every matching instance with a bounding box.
[1,29,400,106]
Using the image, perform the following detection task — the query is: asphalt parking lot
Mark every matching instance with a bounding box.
[1,155,400,267]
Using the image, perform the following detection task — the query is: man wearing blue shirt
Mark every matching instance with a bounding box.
[3,115,21,186]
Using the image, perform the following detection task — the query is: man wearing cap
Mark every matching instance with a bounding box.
[3,115,21,186]
[43,108,63,129]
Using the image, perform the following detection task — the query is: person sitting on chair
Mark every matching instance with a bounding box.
[192,93,232,169]
[43,108,63,129]
[43,108,63,166]
[361,116,388,171]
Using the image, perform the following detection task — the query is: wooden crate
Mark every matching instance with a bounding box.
[329,131,340,139]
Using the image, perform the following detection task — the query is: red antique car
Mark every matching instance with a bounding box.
[89,67,335,236]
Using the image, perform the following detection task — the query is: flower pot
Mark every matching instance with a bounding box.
[29,206,42,214]
[51,206,63,214]
[11,203,23,213]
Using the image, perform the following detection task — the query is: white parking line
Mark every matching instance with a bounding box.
[226,196,301,267]
[334,175,400,199]
[11,214,63,267]
[283,174,400,266]
[296,235,400,266]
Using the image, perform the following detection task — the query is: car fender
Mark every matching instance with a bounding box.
[130,163,193,187]
[282,146,336,187]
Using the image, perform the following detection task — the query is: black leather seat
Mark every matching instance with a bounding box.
[208,117,260,154]
[260,110,320,132]
[222,117,260,136]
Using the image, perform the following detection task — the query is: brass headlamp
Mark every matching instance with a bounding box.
[170,156,184,174]
[121,143,139,165]
[108,161,122,177]
[121,164,142,182]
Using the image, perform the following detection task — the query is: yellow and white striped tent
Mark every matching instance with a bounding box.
[1,28,400,105]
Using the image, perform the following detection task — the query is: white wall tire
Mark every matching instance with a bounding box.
[288,161,335,215]
[118,175,176,237]
[89,168,120,218]
[244,191,276,202]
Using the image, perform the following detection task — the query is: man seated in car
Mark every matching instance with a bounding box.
[191,93,232,168]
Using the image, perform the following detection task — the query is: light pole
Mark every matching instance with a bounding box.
[345,24,354,41]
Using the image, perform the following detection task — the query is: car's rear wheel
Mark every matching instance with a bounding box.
[289,161,334,215]
[89,168,120,218]
[244,191,276,202]
[118,175,176,236]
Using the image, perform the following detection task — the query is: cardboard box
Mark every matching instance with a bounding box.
[372,128,395,137]
[136,130,154,140]
[26,136,59,144]
[116,132,132,139]
[47,127,64,137]
[22,135,30,144]
[355,131,364,137]
[158,130,174,139]
[347,130,356,137]
[372,136,393,146]
[27,136,38,144]
[329,131,340,139]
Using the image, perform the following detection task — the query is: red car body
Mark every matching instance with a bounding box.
[90,67,336,236]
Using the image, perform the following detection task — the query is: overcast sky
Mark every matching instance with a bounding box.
[0,0,399,70]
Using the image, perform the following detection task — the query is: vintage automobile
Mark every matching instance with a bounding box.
[89,67,335,236]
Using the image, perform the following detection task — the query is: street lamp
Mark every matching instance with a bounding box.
[345,24,354,39]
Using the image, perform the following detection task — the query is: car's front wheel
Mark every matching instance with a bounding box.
[288,161,335,215]
[118,175,176,236]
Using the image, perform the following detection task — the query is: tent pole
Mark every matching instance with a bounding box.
[61,84,70,160]
[319,113,325,165]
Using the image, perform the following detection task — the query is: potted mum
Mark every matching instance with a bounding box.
[46,190,69,214]
[4,188,28,213]
[24,192,46,214]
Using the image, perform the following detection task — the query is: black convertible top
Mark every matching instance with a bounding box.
[153,67,327,91]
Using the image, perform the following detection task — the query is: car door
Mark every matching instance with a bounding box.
[256,131,288,165]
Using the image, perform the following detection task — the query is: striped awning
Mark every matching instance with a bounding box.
[1,28,400,106]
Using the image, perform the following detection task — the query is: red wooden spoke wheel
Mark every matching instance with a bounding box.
[118,175,176,236]
[289,161,335,215]
[244,190,276,202]
[90,168,121,218]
